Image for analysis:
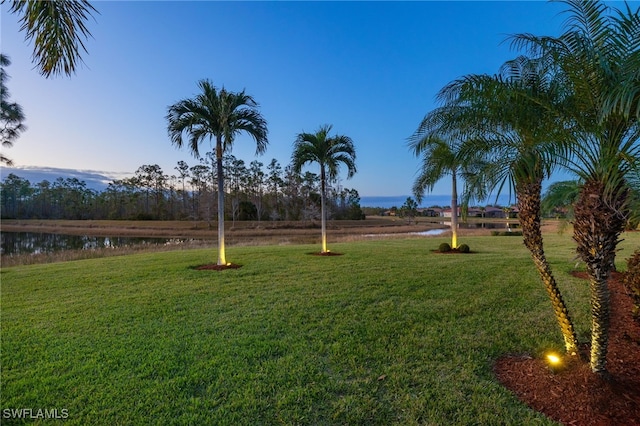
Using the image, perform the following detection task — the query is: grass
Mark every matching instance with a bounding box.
[1,232,638,425]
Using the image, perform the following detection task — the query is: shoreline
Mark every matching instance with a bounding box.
[0,217,563,239]
[0,218,567,267]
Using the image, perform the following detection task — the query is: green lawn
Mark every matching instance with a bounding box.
[2,233,638,425]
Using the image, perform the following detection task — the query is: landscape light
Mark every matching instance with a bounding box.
[546,353,563,373]
[546,353,561,365]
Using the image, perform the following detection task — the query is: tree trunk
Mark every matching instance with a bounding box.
[216,140,226,265]
[518,180,579,355]
[450,171,458,249]
[320,165,327,253]
[573,179,628,374]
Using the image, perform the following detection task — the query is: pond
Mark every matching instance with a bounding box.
[0,232,188,256]
[363,229,448,238]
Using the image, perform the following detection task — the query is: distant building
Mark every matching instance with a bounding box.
[416,207,441,217]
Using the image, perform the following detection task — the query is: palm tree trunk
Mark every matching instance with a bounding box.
[450,171,458,249]
[216,141,226,265]
[320,166,327,253]
[518,180,579,355]
[573,179,628,373]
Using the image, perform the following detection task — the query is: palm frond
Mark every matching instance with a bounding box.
[9,0,98,77]
[291,125,356,180]
[556,0,611,47]
[166,79,268,159]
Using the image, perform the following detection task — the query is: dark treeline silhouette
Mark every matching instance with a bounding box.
[1,156,364,222]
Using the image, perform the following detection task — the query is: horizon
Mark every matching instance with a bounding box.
[0,165,516,209]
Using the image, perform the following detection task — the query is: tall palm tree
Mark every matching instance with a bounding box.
[291,125,356,253]
[512,0,640,374]
[166,80,268,265]
[7,0,98,77]
[421,54,580,355]
[409,132,464,249]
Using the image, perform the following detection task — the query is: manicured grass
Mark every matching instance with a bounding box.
[2,233,638,425]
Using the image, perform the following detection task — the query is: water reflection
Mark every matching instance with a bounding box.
[1,232,178,255]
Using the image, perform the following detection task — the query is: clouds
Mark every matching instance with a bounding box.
[0,166,125,191]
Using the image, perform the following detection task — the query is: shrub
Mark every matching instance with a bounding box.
[623,249,640,322]
[458,243,470,253]
[438,242,451,252]
[490,231,523,237]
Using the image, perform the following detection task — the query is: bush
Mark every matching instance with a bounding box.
[490,231,523,236]
[458,244,470,253]
[438,242,451,252]
[135,213,155,220]
[623,249,640,322]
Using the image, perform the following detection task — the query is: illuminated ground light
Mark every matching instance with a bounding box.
[546,353,563,372]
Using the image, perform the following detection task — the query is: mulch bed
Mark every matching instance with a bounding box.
[194,263,243,271]
[494,272,640,425]
[308,251,344,256]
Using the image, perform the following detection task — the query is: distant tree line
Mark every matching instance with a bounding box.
[0,156,364,222]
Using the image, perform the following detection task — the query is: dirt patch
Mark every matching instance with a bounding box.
[308,251,344,256]
[494,272,640,425]
[194,263,243,271]
[433,249,475,254]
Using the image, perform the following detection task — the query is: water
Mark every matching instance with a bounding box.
[0,232,180,256]
[361,222,517,239]
[362,229,447,238]
[1,221,517,256]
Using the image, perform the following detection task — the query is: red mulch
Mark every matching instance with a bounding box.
[194,263,242,271]
[494,272,640,425]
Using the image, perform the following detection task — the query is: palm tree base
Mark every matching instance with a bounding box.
[194,263,242,271]
[308,251,343,256]
[494,271,639,424]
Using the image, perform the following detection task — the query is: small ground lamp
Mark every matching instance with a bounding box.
[545,352,563,373]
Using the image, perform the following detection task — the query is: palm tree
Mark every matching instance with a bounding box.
[408,132,464,249]
[0,54,26,165]
[512,0,640,374]
[291,125,356,253]
[6,0,98,77]
[419,54,580,355]
[166,80,268,266]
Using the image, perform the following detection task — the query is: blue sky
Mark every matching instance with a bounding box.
[1,1,570,198]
